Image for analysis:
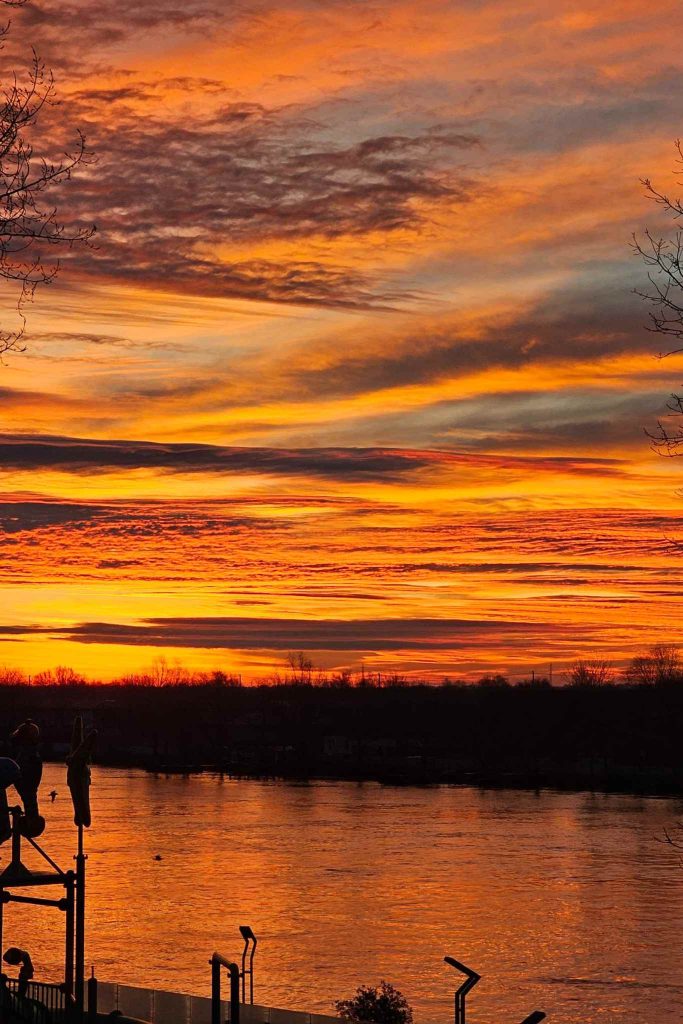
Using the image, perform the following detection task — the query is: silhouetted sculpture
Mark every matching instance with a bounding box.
[10,720,44,838]
[66,717,96,828]
[0,720,45,843]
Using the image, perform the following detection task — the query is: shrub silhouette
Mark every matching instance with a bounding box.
[335,982,413,1024]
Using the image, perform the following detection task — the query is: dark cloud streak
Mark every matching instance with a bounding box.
[0,615,601,651]
[0,433,625,481]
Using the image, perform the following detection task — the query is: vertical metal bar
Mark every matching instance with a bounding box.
[65,871,75,998]
[211,957,221,1024]
[0,887,4,979]
[75,825,86,1017]
[10,807,21,869]
[241,939,247,1003]
[230,963,240,1024]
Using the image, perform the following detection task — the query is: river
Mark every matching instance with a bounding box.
[3,766,683,1024]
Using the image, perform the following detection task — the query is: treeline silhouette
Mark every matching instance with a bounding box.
[1,647,683,794]
[5,643,683,688]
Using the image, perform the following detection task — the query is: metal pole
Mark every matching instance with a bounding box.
[65,871,75,998]
[75,825,86,1016]
[10,807,22,871]
[211,956,220,1024]
[230,961,240,1024]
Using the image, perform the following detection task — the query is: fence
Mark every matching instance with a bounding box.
[90,982,339,1024]
[2,977,75,1022]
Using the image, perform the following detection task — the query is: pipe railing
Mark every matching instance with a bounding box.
[211,951,240,1024]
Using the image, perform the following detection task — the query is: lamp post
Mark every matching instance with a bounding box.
[444,956,481,1024]
[238,925,257,1003]
[443,955,546,1024]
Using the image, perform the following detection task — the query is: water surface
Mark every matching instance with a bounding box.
[4,767,683,1024]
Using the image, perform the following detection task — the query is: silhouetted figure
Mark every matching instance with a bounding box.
[3,947,34,997]
[49,790,57,803]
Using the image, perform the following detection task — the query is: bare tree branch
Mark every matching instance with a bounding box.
[0,0,95,355]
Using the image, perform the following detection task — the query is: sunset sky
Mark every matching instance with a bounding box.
[3,0,683,680]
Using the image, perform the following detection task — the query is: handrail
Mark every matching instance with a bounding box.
[211,952,240,1024]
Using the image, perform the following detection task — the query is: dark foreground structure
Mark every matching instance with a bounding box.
[0,681,681,793]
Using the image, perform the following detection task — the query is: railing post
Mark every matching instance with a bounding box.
[211,955,221,1024]
[211,952,240,1024]
[87,969,98,1024]
[230,960,240,1024]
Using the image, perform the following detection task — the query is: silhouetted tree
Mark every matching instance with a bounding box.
[516,676,552,689]
[33,665,86,685]
[632,141,683,451]
[286,651,314,684]
[0,0,93,354]
[625,644,683,686]
[476,672,510,688]
[335,983,413,1024]
[565,659,614,687]
[657,821,683,860]
[0,665,26,684]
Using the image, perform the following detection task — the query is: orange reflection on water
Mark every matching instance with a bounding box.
[3,767,683,1024]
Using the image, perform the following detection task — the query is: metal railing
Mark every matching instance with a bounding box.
[1,976,75,1022]
[211,952,241,1024]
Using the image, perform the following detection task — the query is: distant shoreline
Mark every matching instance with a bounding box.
[5,679,683,802]
[53,753,683,800]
